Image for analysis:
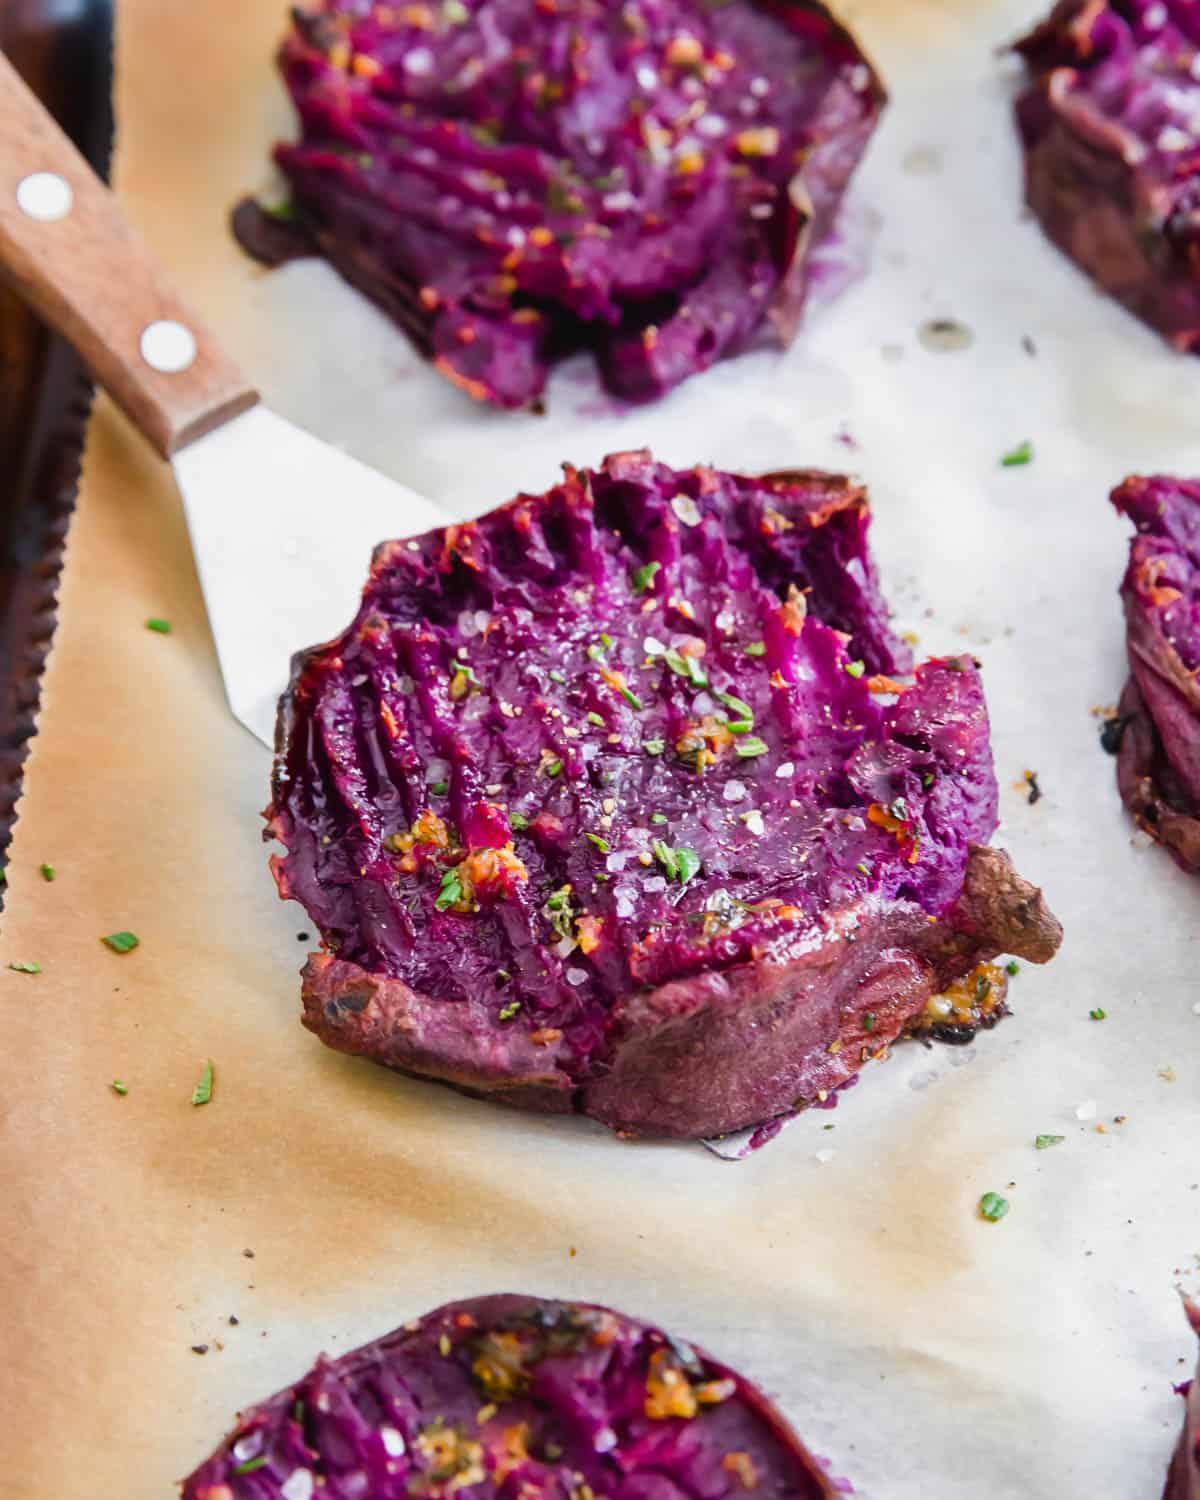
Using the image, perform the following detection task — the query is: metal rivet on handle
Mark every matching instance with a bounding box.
[140,319,197,374]
[15,171,73,222]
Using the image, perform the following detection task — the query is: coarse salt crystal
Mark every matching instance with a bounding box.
[775,761,795,779]
[636,63,658,90]
[594,1427,618,1454]
[742,809,765,837]
[404,46,434,74]
[715,608,734,632]
[566,967,588,986]
[814,1148,835,1164]
[1074,1099,1097,1122]
[281,1472,315,1500]
[380,1428,406,1457]
[670,494,703,527]
[606,852,628,873]
[723,779,747,803]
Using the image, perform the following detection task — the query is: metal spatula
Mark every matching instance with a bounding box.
[0,51,446,748]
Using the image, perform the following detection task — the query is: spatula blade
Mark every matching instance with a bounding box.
[172,405,448,748]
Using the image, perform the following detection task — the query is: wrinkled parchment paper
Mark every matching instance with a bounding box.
[3,1,1199,1496]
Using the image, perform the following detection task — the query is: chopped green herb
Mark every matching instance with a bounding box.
[642,738,665,756]
[145,617,172,634]
[715,690,754,732]
[39,863,55,882]
[498,1000,522,1022]
[429,781,449,796]
[587,642,606,661]
[435,869,464,910]
[264,200,298,223]
[8,961,40,974]
[544,885,576,941]
[1089,1006,1106,1021]
[1001,440,1033,468]
[616,682,642,710]
[545,757,563,778]
[735,737,769,758]
[651,839,679,881]
[744,641,766,657]
[587,711,605,726]
[585,832,610,854]
[599,633,614,649]
[191,1060,214,1107]
[110,1079,128,1096]
[450,659,480,684]
[663,649,689,678]
[509,812,530,832]
[1005,960,1020,977]
[549,669,567,685]
[844,659,866,679]
[102,931,139,954]
[631,561,661,593]
[921,771,936,789]
[650,813,669,825]
[233,1456,269,1476]
[496,969,512,982]
[978,1191,1010,1222]
[1035,1134,1064,1150]
[686,658,708,688]
[855,862,870,876]
[651,840,700,885]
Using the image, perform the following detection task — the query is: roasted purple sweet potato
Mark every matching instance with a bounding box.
[236,0,884,408]
[1165,1299,1200,1500]
[1111,474,1200,872]
[265,452,1061,1141]
[180,1294,843,1500]
[1014,1,1200,351]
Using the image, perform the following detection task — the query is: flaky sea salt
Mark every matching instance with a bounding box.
[1074,1099,1097,1122]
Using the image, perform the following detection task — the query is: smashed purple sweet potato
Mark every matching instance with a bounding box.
[1165,1298,1200,1500]
[1110,474,1200,872]
[1014,1,1200,351]
[265,452,1061,1141]
[235,0,884,408]
[180,1293,843,1500]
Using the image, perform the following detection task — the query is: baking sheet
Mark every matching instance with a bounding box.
[3,0,1199,1496]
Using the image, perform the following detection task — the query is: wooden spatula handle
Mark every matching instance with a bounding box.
[0,50,258,457]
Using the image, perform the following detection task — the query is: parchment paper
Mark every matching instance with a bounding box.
[3,1,1199,1496]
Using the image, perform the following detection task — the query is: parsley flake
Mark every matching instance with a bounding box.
[631,561,661,593]
[549,669,567,684]
[650,813,668,825]
[587,642,606,661]
[1089,1006,1106,1021]
[863,1012,876,1032]
[978,1191,1010,1222]
[233,1457,269,1476]
[429,781,449,796]
[39,863,55,882]
[585,832,610,854]
[735,737,769,758]
[510,812,530,831]
[617,682,643,710]
[435,869,464,910]
[110,1079,128,1096]
[545,757,563,778]
[191,1060,214,1107]
[642,739,665,756]
[8,960,40,974]
[1035,1134,1064,1150]
[844,660,866,679]
[498,1000,522,1022]
[145,617,172,634]
[101,931,139,954]
[1001,440,1033,467]
[587,711,605,726]
[744,642,766,657]
[651,840,700,885]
